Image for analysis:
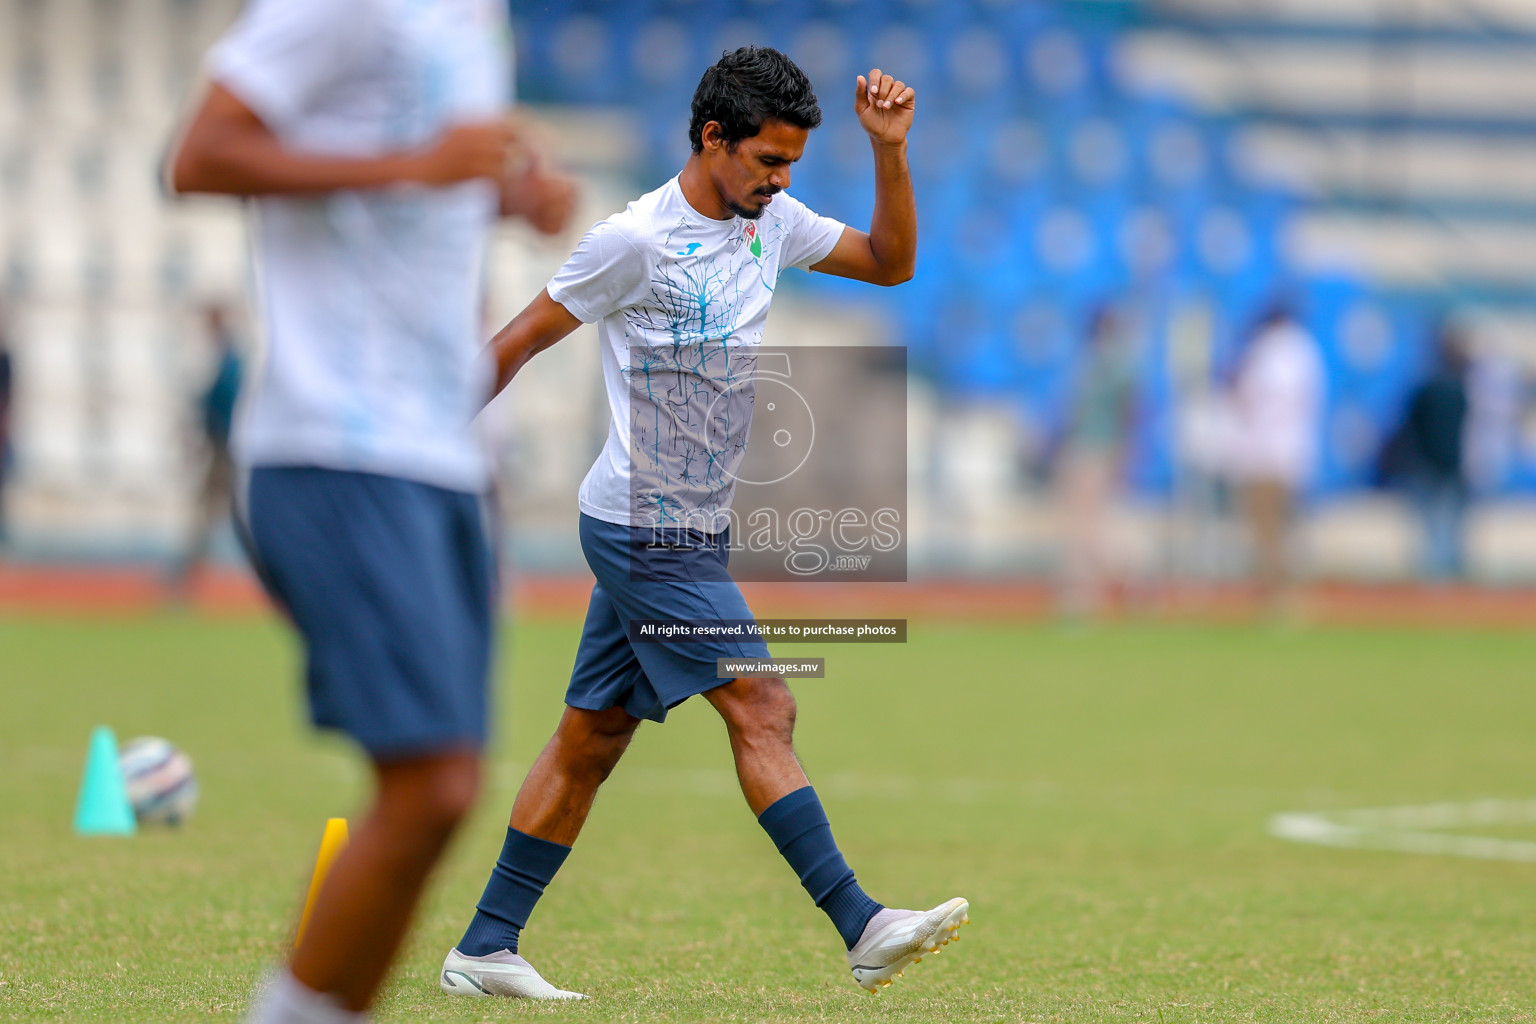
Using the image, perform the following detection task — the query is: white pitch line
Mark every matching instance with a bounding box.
[1270,799,1536,862]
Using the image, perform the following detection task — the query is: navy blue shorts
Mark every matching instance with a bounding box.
[240,466,496,760]
[566,513,771,723]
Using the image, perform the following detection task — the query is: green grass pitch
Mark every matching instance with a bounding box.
[5,612,1536,1022]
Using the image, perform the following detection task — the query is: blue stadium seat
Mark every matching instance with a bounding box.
[546,15,623,103]
[788,20,856,93]
[629,19,701,93]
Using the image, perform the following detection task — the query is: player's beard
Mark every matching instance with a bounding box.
[727,186,781,220]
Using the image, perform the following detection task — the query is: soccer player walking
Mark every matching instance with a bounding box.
[166,1,573,1021]
[442,47,968,1000]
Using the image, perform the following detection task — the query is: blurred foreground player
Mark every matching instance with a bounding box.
[167,1,574,1021]
[441,47,968,1001]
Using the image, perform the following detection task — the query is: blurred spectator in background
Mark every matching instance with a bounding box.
[1463,333,1525,498]
[0,307,12,547]
[1055,305,1138,617]
[167,303,243,596]
[1169,298,1237,584]
[1228,305,1324,610]
[1400,324,1471,581]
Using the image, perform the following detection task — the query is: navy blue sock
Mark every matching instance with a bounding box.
[757,786,883,948]
[457,827,571,956]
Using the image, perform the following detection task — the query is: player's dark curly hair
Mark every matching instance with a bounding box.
[689,46,822,154]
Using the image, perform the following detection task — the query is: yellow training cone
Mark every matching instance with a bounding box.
[295,817,349,947]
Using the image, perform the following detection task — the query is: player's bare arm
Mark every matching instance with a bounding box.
[167,82,516,196]
[810,69,917,287]
[488,289,582,396]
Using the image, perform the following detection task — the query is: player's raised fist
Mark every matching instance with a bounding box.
[855,69,916,146]
[414,121,519,185]
[506,161,579,236]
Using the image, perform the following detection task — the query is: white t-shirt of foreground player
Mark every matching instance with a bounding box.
[1230,320,1326,488]
[211,0,510,493]
[547,176,845,531]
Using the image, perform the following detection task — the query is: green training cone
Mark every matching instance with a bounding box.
[73,726,136,836]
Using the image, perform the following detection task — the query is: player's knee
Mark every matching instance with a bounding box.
[375,753,482,842]
[720,677,797,743]
[413,757,483,833]
[558,708,639,778]
[436,761,483,822]
[580,728,635,778]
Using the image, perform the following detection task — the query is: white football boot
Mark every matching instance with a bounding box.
[439,948,586,1000]
[846,897,970,992]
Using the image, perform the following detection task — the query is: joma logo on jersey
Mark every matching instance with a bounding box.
[744,222,763,260]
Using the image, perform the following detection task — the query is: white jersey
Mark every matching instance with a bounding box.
[1231,320,1325,487]
[210,0,510,492]
[547,177,845,530]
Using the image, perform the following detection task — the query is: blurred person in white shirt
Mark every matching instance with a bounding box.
[1228,305,1324,608]
[1464,337,1524,497]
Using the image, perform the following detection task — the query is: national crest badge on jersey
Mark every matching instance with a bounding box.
[745,221,763,260]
